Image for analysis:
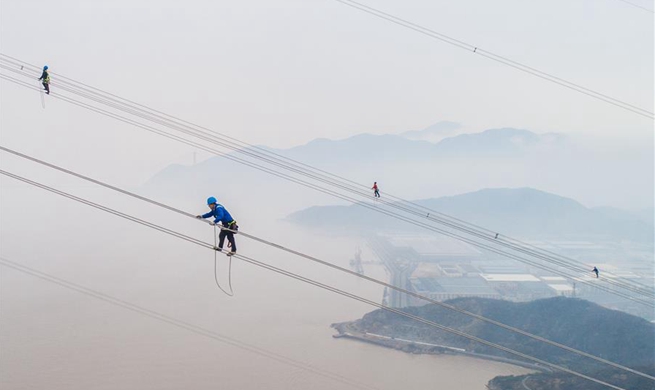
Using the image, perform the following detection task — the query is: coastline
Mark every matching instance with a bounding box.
[331,321,548,373]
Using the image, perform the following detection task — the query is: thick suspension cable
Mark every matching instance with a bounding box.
[3,55,652,298]
[1,71,651,307]
[1,154,654,381]
[1,61,652,301]
[0,77,650,305]
[0,169,630,390]
[0,76,650,304]
[2,56,648,298]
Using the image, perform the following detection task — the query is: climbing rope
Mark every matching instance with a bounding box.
[213,224,234,296]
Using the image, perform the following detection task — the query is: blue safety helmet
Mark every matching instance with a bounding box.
[207,196,217,205]
[43,65,49,70]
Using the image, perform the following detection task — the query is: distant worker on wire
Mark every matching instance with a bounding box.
[592,266,599,278]
[38,65,50,94]
[196,197,238,256]
[372,182,380,198]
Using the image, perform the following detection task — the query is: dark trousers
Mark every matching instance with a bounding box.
[374,189,380,198]
[42,82,50,94]
[219,222,238,251]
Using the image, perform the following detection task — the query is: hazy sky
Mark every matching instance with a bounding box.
[0,3,653,387]
[0,0,653,188]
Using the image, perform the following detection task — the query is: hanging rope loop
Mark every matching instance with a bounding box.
[213,224,234,296]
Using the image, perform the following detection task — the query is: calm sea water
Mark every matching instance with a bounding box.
[0,201,531,390]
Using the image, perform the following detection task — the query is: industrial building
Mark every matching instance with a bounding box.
[410,276,501,302]
[370,234,573,307]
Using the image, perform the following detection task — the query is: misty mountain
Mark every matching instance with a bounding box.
[399,121,464,143]
[338,297,655,372]
[282,133,437,164]
[633,207,655,227]
[286,187,654,242]
[279,127,564,164]
[143,127,565,203]
[433,128,565,156]
[142,126,651,220]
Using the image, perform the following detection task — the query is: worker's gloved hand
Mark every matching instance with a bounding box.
[195,215,202,219]
[209,221,217,226]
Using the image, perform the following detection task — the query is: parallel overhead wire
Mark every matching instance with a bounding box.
[1,147,654,382]
[13,58,650,297]
[331,0,653,119]
[232,251,630,390]
[0,169,632,390]
[1,55,653,299]
[0,67,652,306]
[0,110,650,307]
[0,63,653,304]
[615,0,654,13]
[0,257,381,390]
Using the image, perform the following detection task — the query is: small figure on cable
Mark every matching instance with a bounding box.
[196,196,238,256]
[372,182,380,198]
[38,65,50,94]
[592,266,599,278]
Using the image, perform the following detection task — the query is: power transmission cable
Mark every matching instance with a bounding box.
[330,0,654,119]
[0,169,632,390]
[0,257,382,390]
[231,252,630,390]
[1,69,652,305]
[2,55,647,298]
[1,70,652,306]
[2,54,651,298]
[1,55,653,298]
[0,153,653,382]
[615,0,654,13]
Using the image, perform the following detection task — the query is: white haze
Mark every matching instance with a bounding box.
[1,0,653,389]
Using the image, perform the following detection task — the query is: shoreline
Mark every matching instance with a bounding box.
[331,321,549,373]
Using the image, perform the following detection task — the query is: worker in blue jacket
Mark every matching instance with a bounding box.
[196,197,238,255]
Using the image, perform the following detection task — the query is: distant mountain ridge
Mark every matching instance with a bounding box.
[279,127,565,162]
[399,121,464,143]
[143,125,652,218]
[286,187,653,242]
[282,133,437,163]
[434,128,565,156]
[143,127,568,216]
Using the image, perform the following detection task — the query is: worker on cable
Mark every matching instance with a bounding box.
[592,266,599,278]
[372,182,380,198]
[196,197,238,256]
[38,65,50,94]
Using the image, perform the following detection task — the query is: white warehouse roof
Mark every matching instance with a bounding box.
[481,274,541,282]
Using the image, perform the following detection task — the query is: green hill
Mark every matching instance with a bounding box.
[489,365,655,390]
[346,297,655,373]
